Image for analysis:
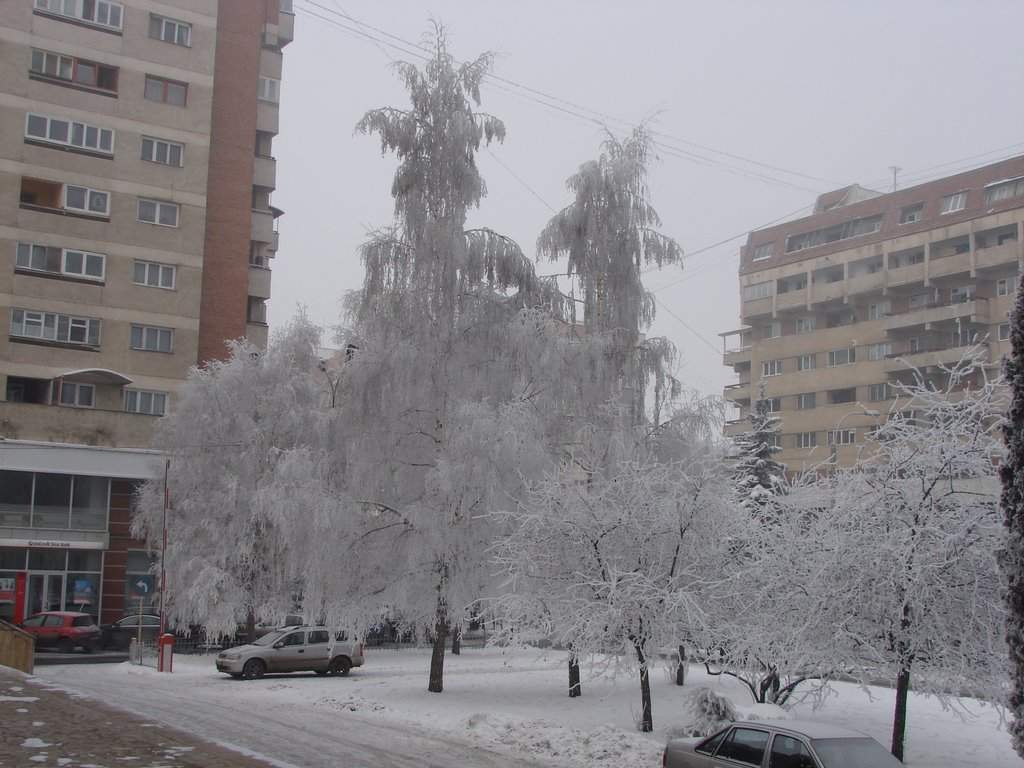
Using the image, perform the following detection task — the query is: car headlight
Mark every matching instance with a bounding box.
[219,652,241,660]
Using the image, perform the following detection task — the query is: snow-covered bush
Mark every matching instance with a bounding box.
[680,687,736,737]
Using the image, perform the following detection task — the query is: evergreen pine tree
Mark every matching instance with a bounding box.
[733,382,785,515]
[999,281,1024,759]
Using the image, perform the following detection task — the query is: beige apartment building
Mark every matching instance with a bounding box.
[0,0,292,626]
[722,155,1024,472]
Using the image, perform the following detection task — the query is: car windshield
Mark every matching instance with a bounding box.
[812,737,903,767]
[252,630,288,646]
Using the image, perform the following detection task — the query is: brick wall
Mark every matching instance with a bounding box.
[100,479,141,625]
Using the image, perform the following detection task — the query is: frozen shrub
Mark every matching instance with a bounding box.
[682,687,736,737]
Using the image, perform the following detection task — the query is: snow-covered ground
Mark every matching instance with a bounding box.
[35,647,1015,768]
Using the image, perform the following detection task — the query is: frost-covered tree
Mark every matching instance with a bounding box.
[316,26,566,693]
[133,315,324,641]
[732,382,784,516]
[806,353,1004,761]
[1000,278,1024,759]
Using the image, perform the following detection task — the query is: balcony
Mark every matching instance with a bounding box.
[811,280,845,305]
[256,100,279,135]
[723,346,752,366]
[884,343,989,373]
[0,401,158,449]
[246,322,269,348]
[887,261,925,288]
[278,6,294,45]
[248,265,272,299]
[723,382,751,404]
[846,270,884,297]
[724,418,748,438]
[253,155,277,190]
[252,208,275,243]
[883,298,989,332]
[976,241,1019,271]
[742,296,773,320]
[775,290,807,312]
[929,255,970,280]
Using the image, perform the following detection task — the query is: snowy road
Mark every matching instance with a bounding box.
[36,668,548,768]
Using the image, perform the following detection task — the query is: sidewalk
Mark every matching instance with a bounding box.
[0,665,272,768]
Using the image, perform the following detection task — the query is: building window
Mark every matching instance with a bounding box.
[1001,323,1011,341]
[828,387,856,405]
[752,243,773,262]
[137,198,180,227]
[124,389,168,416]
[25,113,114,155]
[764,322,781,339]
[797,354,816,371]
[743,282,772,301]
[764,397,782,413]
[866,342,892,362]
[899,203,924,225]
[149,14,191,46]
[950,285,975,304]
[828,429,856,446]
[784,215,883,253]
[10,308,101,346]
[908,336,921,354]
[144,75,188,106]
[952,327,976,347]
[766,434,781,450]
[797,392,816,410]
[0,471,108,534]
[795,317,815,334]
[57,382,94,408]
[869,383,890,402]
[64,185,109,216]
[827,348,856,367]
[258,77,280,103]
[247,297,268,324]
[985,177,1024,205]
[868,301,890,321]
[130,324,173,353]
[30,49,118,92]
[34,0,123,31]
[761,359,783,377]
[141,137,184,167]
[997,278,1012,297]
[940,191,967,215]
[133,260,176,290]
[16,242,105,281]
[797,432,817,449]
[909,291,934,309]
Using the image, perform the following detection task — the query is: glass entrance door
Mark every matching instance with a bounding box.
[25,573,66,619]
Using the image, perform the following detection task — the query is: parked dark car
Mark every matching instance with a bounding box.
[100,613,162,650]
[21,611,101,653]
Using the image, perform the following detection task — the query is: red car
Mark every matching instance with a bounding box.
[21,611,101,653]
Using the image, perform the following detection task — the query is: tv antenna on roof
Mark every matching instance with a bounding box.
[888,166,902,192]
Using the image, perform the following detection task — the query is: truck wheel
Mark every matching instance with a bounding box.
[242,659,266,679]
[329,656,352,676]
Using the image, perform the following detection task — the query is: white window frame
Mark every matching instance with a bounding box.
[34,0,124,31]
[797,393,816,410]
[869,383,890,402]
[63,184,109,217]
[257,76,280,103]
[761,359,783,377]
[25,113,114,155]
[58,381,95,408]
[743,281,772,302]
[828,429,856,446]
[133,260,176,290]
[997,278,1011,297]
[16,242,106,281]
[765,322,781,339]
[827,348,856,367]
[899,204,923,225]
[751,243,773,262]
[1000,323,1011,341]
[866,342,892,362]
[141,136,184,167]
[797,354,816,371]
[130,324,174,353]
[795,317,815,334]
[868,301,890,321]
[797,432,817,449]
[137,198,180,228]
[10,308,101,346]
[150,14,191,47]
[124,389,168,416]
[985,177,1024,206]
[940,191,967,215]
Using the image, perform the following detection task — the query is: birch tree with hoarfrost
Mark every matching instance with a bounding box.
[132,315,324,641]
[318,26,568,693]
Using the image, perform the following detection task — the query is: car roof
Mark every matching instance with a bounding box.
[31,611,90,618]
[733,720,868,740]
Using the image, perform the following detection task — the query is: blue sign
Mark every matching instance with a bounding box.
[130,576,155,597]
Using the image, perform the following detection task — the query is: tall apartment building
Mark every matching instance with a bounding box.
[722,155,1024,471]
[0,0,293,625]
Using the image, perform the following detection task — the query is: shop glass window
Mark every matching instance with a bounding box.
[33,473,72,528]
[68,550,101,571]
[0,471,33,527]
[28,549,67,570]
[66,573,100,616]
[0,548,28,570]
[71,475,108,530]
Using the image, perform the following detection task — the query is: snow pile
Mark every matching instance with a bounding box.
[314,694,390,713]
[465,712,663,768]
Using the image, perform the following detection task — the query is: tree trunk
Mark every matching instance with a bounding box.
[428,606,449,693]
[634,640,653,732]
[568,648,582,698]
[244,610,256,644]
[451,625,461,655]
[675,644,686,686]
[891,664,911,761]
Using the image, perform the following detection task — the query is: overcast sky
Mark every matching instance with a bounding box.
[270,0,1024,402]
